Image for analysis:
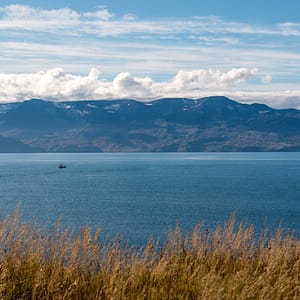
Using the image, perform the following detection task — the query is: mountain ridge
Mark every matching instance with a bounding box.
[0,96,300,152]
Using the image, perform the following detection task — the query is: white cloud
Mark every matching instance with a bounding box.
[122,14,138,22]
[188,35,240,45]
[0,67,257,101]
[83,9,114,21]
[0,67,299,108]
[228,91,300,109]
[0,5,300,79]
[113,73,154,98]
[0,68,155,101]
[0,4,299,38]
[261,74,272,84]
[277,22,300,36]
[174,68,258,89]
[0,40,299,75]
[0,4,299,109]
[0,4,80,30]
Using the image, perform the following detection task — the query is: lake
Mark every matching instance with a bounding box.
[0,152,300,245]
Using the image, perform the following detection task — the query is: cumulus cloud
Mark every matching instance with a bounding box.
[171,68,257,91]
[0,67,299,108]
[0,67,257,101]
[112,73,154,98]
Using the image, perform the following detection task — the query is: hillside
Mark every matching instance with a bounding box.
[0,96,300,152]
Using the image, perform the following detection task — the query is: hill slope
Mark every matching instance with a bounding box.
[0,96,300,152]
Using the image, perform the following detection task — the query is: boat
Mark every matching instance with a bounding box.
[58,163,66,169]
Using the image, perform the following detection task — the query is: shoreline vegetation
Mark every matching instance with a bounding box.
[0,211,299,299]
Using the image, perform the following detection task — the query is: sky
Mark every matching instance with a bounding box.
[0,0,300,107]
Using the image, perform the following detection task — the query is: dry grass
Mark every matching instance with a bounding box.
[0,210,299,299]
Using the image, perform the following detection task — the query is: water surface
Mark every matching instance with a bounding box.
[0,152,299,245]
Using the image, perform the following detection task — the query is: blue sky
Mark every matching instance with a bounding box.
[0,0,299,107]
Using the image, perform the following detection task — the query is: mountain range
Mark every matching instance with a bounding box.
[0,96,300,152]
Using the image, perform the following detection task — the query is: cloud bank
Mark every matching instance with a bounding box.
[0,67,299,108]
[0,67,257,101]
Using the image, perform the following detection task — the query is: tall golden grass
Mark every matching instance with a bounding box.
[0,210,299,299]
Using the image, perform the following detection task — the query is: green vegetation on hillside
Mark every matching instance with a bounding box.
[0,210,299,299]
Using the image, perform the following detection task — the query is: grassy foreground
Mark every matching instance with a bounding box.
[0,211,299,299]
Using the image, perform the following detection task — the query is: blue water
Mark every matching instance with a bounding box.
[0,152,300,245]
